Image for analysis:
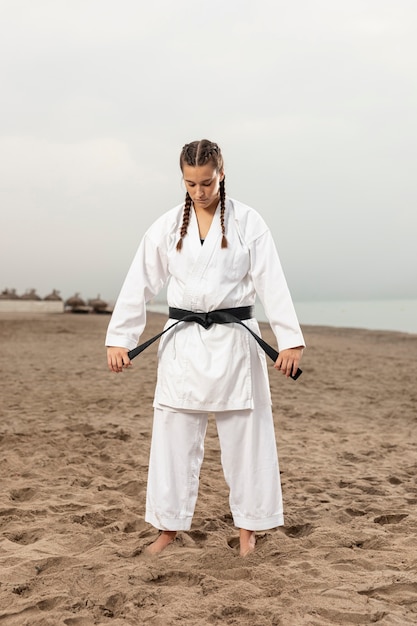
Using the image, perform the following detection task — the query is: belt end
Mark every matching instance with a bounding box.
[291,368,302,381]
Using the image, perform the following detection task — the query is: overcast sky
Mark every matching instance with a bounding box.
[1,0,416,304]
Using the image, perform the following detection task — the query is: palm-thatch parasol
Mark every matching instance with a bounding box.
[65,293,87,310]
[44,289,63,301]
[88,295,108,313]
[20,288,41,301]
[0,288,19,300]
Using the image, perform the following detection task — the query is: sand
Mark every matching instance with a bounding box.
[0,312,416,625]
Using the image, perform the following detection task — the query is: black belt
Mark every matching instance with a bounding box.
[127,306,302,380]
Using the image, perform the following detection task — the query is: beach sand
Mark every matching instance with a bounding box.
[1,312,416,625]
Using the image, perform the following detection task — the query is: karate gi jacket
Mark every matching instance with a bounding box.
[106,198,305,412]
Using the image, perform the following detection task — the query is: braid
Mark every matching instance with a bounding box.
[219,178,227,248]
[180,140,223,170]
[176,192,192,251]
[178,139,227,251]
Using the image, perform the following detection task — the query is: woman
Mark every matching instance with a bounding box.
[106,139,304,556]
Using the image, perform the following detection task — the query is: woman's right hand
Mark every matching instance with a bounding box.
[107,346,131,373]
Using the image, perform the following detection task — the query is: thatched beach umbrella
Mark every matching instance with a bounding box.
[20,288,41,301]
[44,289,62,301]
[65,293,86,308]
[0,288,19,300]
[88,295,108,312]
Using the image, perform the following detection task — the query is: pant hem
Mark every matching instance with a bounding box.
[232,513,284,531]
[145,512,192,531]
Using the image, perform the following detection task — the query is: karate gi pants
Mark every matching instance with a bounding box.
[145,405,284,531]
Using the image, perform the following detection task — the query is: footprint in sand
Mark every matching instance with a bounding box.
[388,476,403,485]
[358,581,417,606]
[345,507,366,517]
[95,592,128,619]
[4,528,45,545]
[187,529,208,548]
[71,508,124,529]
[226,536,240,551]
[141,568,203,586]
[374,513,408,525]
[280,523,314,538]
[9,487,36,502]
[210,604,258,622]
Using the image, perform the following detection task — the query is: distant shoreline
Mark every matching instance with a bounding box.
[1,297,416,336]
[147,299,417,335]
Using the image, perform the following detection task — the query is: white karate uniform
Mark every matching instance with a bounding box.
[106,198,305,530]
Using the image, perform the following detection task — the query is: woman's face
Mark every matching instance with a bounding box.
[182,163,224,212]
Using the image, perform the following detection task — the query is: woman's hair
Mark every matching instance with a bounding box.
[176,139,227,251]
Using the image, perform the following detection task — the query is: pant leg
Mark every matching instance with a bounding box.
[215,404,284,531]
[145,407,208,531]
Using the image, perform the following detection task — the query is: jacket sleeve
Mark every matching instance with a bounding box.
[249,228,305,352]
[105,232,169,350]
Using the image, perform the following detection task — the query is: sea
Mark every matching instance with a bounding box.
[147,299,417,335]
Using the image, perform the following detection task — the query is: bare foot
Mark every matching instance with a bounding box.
[239,529,256,557]
[145,531,177,555]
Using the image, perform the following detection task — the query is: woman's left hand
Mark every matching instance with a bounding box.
[274,346,304,378]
